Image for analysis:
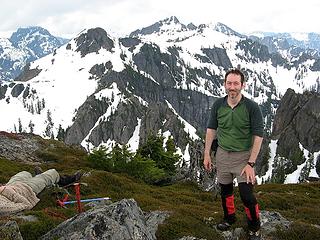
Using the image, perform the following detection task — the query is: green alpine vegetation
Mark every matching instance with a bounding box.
[0,135,319,240]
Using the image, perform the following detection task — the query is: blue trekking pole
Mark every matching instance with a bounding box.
[63,197,111,205]
[57,197,111,207]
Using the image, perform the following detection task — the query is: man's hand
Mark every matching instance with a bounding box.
[204,128,217,173]
[203,154,213,172]
[240,164,256,184]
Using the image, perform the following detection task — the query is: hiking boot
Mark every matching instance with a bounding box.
[217,221,232,231]
[58,171,82,187]
[248,230,261,240]
[34,166,43,175]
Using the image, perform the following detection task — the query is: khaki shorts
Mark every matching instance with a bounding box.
[215,147,251,184]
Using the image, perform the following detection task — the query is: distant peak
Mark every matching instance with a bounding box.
[186,23,197,30]
[198,22,243,37]
[162,16,180,24]
[130,16,189,37]
[9,26,53,44]
[14,26,51,36]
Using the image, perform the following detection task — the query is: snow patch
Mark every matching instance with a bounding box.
[127,118,141,152]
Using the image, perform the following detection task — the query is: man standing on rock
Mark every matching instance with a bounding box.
[203,68,264,240]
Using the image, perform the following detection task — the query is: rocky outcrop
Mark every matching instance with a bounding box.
[75,28,114,57]
[11,83,24,97]
[14,63,42,82]
[0,131,42,164]
[201,47,232,70]
[204,210,291,240]
[64,95,110,146]
[236,39,271,63]
[260,210,291,233]
[41,198,170,240]
[270,89,320,180]
[272,89,320,153]
[133,43,179,88]
[119,37,141,49]
[0,84,8,100]
[0,221,23,240]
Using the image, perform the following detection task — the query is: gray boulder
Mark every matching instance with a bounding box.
[41,198,170,240]
[0,221,23,240]
[260,210,291,234]
[0,132,42,163]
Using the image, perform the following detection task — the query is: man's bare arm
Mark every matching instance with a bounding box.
[249,136,263,163]
[203,128,216,172]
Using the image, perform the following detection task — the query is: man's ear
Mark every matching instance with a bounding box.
[241,82,246,89]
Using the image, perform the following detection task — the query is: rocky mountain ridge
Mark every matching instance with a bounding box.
[0,17,319,184]
[249,31,320,53]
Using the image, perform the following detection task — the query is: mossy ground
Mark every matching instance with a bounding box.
[0,137,319,240]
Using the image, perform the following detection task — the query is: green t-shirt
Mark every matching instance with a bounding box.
[207,95,264,151]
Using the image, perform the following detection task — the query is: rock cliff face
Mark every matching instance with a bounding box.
[270,89,320,181]
[64,67,214,187]
[272,89,320,154]
[75,27,114,57]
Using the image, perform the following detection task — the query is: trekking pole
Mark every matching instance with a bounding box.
[62,197,112,205]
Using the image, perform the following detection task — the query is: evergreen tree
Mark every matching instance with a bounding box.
[42,98,46,109]
[36,99,42,114]
[56,124,65,141]
[166,136,176,154]
[111,144,133,172]
[18,118,23,133]
[299,154,313,182]
[45,109,54,138]
[126,154,166,184]
[137,134,179,177]
[29,104,35,114]
[87,146,113,171]
[28,120,35,133]
[86,134,181,185]
[271,156,286,183]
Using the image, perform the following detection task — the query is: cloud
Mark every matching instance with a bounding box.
[0,0,320,38]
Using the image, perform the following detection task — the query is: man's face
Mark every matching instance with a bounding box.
[224,73,245,99]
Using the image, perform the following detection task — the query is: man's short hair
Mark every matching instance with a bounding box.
[224,69,245,84]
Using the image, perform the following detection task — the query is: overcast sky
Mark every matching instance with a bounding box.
[1,0,319,38]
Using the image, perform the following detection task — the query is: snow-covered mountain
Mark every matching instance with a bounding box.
[130,16,319,96]
[249,31,320,73]
[249,31,320,52]
[0,26,68,81]
[0,17,319,185]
